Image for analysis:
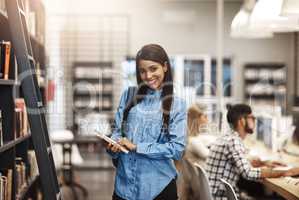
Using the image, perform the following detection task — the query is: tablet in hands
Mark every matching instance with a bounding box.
[95,132,129,153]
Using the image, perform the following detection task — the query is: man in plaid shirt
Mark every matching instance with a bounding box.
[205,104,299,200]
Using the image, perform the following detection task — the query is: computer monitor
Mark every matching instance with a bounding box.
[256,116,273,149]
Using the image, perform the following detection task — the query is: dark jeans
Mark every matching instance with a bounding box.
[112,179,178,200]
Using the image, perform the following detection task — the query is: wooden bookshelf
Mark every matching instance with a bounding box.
[243,62,287,111]
[0,0,47,199]
[72,61,114,135]
[0,134,31,154]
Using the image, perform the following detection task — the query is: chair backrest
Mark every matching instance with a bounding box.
[193,163,213,200]
[220,178,238,200]
[181,158,201,199]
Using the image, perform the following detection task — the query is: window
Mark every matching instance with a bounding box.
[211,58,232,97]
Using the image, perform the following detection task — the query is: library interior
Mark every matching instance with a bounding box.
[0,0,299,200]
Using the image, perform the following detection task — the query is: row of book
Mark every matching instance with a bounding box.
[0,98,29,147]
[15,151,39,199]
[0,154,38,200]
[245,68,285,80]
[75,83,113,93]
[75,67,114,79]
[0,168,12,200]
[15,98,29,139]
[0,110,3,146]
[74,99,113,109]
[0,41,11,80]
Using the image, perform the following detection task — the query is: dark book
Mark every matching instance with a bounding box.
[15,98,28,137]
[0,41,11,80]
[14,108,21,139]
[0,110,3,146]
[0,169,12,200]
[1,175,7,200]
[0,44,2,78]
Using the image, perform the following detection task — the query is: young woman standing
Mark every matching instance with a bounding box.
[105,44,187,200]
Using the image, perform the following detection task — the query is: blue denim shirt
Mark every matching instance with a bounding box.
[109,87,187,200]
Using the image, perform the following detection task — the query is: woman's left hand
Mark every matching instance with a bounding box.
[119,137,137,151]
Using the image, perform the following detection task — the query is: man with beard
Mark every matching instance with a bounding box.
[205,104,299,200]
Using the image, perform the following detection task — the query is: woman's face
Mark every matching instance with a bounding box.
[138,59,167,90]
[198,114,208,126]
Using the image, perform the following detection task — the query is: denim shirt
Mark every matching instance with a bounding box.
[109,87,187,200]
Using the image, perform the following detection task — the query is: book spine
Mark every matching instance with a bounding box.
[6,170,12,200]
[0,173,3,200]
[3,41,11,80]
[0,110,3,146]
[0,43,2,78]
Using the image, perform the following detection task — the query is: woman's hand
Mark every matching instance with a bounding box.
[103,140,123,153]
[118,137,137,151]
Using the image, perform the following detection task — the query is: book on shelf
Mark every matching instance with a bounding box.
[0,110,3,146]
[0,41,11,80]
[14,98,29,138]
[0,169,13,200]
[15,157,27,197]
[28,150,39,178]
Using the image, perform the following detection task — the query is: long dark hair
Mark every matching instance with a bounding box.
[122,44,174,132]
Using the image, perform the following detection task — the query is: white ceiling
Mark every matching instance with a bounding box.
[160,0,243,2]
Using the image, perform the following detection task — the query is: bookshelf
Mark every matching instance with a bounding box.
[244,63,286,110]
[0,0,47,199]
[72,61,114,135]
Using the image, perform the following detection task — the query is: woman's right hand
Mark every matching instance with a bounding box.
[103,141,123,153]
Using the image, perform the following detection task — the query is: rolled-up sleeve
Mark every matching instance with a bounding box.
[107,88,128,159]
[136,99,187,160]
[228,138,261,180]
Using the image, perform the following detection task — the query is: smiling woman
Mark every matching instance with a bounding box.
[138,59,167,90]
[103,44,187,200]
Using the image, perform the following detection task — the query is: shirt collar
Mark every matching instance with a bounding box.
[147,88,162,96]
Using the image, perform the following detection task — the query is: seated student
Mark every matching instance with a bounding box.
[178,103,217,200]
[205,104,299,200]
[184,103,217,165]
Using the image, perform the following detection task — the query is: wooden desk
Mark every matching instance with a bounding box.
[263,177,299,200]
[262,152,299,200]
[245,139,299,200]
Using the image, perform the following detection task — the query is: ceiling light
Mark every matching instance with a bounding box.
[280,0,299,17]
[250,0,299,32]
[230,0,273,38]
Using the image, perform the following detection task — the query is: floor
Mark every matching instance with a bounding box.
[60,144,116,200]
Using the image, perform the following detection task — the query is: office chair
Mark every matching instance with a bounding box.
[220,178,238,200]
[193,163,214,200]
[181,158,201,200]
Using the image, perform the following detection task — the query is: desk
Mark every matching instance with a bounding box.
[263,152,299,200]
[245,139,299,200]
[263,177,299,200]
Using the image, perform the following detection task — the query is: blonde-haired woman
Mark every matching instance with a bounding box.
[184,103,216,165]
[178,103,217,200]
